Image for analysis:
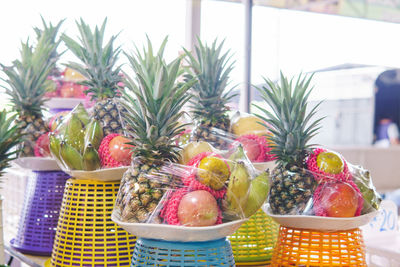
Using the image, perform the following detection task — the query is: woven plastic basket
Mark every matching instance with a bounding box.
[229,210,279,265]
[131,238,235,266]
[271,226,367,266]
[11,170,69,255]
[50,179,136,267]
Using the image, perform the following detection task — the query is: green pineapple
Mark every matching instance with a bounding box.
[184,39,236,149]
[1,22,62,156]
[254,73,323,215]
[115,38,195,223]
[62,18,124,136]
[0,110,23,177]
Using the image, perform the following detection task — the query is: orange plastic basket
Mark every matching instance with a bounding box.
[50,178,136,267]
[229,210,279,265]
[271,226,367,267]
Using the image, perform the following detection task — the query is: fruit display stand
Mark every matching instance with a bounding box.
[49,175,136,267]
[10,158,70,256]
[271,226,367,266]
[131,238,235,266]
[113,215,244,267]
[45,97,85,114]
[229,210,279,265]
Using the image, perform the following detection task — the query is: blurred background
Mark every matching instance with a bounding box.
[2,0,400,147]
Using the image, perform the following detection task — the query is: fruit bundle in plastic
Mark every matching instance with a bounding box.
[49,104,133,171]
[177,111,276,164]
[45,67,88,99]
[113,145,269,227]
[268,148,381,218]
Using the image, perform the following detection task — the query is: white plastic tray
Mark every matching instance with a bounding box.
[66,166,128,181]
[45,97,84,109]
[13,157,61,171]
[264,204,378,231]
[112,212,247,242]
[253,161,276,172]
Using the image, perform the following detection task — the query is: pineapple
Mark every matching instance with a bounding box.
[1,23,62,157]
[115,38,196,223]
[62,18,124,136]
[0,110,23,176]
[184,39,236,149]
[254,73,323,215]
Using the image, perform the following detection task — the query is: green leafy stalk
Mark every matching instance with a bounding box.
[183,38,237,122]
[254,72,324,168]
[121,37,196,162]
[62,18,122,100]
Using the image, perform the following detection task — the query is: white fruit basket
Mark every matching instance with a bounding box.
[45,97,84,110]
[65,166,128,182]
[13,157,61,171]
[264,204,379,232]
[112,211,247,242]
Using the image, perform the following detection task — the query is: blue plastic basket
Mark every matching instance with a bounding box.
[131,238,235,267]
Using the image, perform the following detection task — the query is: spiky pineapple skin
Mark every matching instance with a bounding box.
[93,98,124,136]
[17,115,48,157]
[116,158,171,223]
[192,116,230,149]
[269,165,316,215]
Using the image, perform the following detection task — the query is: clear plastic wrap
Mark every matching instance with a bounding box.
[45,67,88,99]
[113,145,270,228]
[181,123,275,168]
[267,148,382,219]
[49,103,133,175]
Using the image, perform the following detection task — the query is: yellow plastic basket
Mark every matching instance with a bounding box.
[229,210,279,265]
[50,178,136,267]
[271,226,367,267]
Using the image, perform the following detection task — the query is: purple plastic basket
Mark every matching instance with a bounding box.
[11,170,69,256]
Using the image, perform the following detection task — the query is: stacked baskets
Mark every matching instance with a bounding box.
[229,210,278,265]
[11,165,69,256]
[49,178,136,266]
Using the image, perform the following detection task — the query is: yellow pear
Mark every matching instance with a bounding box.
[232,116,269,136]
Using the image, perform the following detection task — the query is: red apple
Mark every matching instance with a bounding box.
[60,82,75,98]
[319,182,358,217]
[178,190,219,227]
[109,136,133,166]
[34,133,51,157]
[238,138,261,161]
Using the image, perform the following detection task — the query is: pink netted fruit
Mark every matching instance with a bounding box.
[98,134,133,167]
[183,151,227,199]
[307,148,350,182]
[232,134,274,162]
[34,132,51,157]
[313,180,363,217]
[161,188,222,226]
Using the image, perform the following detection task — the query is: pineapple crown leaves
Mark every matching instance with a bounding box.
[122,37,196,162]
[0,110,24,177]
[62,18,122,100]
[1,31,61,117]
[254,72,324,168]
[183,38,237,120]
[33,16,65,63]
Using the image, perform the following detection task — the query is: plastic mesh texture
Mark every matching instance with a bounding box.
[50,179,136,267]
[131,238,235,267]
[11,170,69,255]
[271,226,367,266]
[229,210,279,265]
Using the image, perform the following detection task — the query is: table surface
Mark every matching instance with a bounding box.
[5,245,48,267]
